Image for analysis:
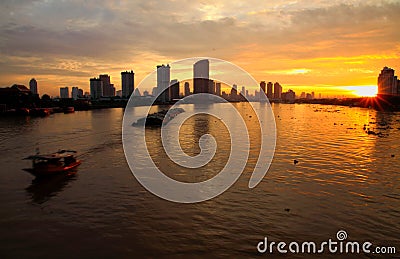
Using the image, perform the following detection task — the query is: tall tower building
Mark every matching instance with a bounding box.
[71,86,79,100]
[378,67,397,95]
[121,71,134,98]
[273,82,282,99]
[60,87,69,99]
[170,79,180,100]
[193,59,210,94]
[260,81,266,94]
[157,64,171,103]
[99,74,113,97]
[90,78,103,99]
[241,86,246,96]
[267,82,273,99]
[29,78,38,95]
[184,82,191,96]
[215,82,221,96]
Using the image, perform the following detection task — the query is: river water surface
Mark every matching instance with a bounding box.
[0,103,399,258]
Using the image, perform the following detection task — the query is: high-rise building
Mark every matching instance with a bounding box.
[99,74,114,97]
[60,87,69,99]
[184,82,191,96]
[215,82,221,96]
[170,79,180,100]
[193,59,210,94]
[281,89,296,102]
[90,78,103,100]
[260,81,266,94]
[110,84,115,97]
[378,67,398,95]
[71,86,80,100]
[241,86,246,97]
[29,78,38,95]
[273,82,282,99]
[267,82,273,99]
[157,64,171,103]
[121,70,134,98]
[208,80,215,94]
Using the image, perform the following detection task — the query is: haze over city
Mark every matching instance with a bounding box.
[1,0,399,97]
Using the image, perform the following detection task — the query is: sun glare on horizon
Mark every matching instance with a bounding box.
[347,85,378,97]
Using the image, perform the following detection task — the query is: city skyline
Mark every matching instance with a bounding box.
[0,1,399,97]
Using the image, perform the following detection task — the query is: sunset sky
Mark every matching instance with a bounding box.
[0,0,399,97]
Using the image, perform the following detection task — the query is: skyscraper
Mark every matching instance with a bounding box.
[260,81,266,94]
[378,67,398,95]
[267,82,273,99]
[184,82,191,96]
[60,87,69,99]
[121,70,134,98]
[90,78,103,99]
[273,82,282,99]
[99,74,113,97]
[157,64,170,103]
[170,79,180,100]
[215,82,221,96]
[193,59,210,94]
[71,86,79,100]
[29,78,38,95]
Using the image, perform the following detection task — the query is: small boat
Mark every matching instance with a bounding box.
[23,150,81,177]
[64,107,75,114]
[133,108,185,127]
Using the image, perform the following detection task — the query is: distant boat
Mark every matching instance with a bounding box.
[64,107,75,114]
[23,150,81,177]
[133,108,185,127]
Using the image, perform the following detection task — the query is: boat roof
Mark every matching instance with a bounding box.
[24,150,77,160]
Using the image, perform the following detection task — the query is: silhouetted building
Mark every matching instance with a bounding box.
[208,80,215,94]
[193,59,210,94]
[121,70,134,98]
[170,79,180,100]
[300,92,306,99]
[267,82,273,99]
[241,86,246,97]
[116,90,122,97]
[273,82,282,99]
[281,89,296,102]
[110,84,115,97]
[71,87,80,100]
[184,82,191,96]
[378,66,399,95]
[260,81,266,94]
[0,84,34,109]
[60,87,69,99]
[157,64,170,103]
[99,74,114,97]
[215,82,221,96]
[29,78,38,95]
[90,78,103,100]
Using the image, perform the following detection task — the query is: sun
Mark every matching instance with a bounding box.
[347,85,378,97]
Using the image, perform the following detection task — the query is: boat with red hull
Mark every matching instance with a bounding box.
[23,150,81,177]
